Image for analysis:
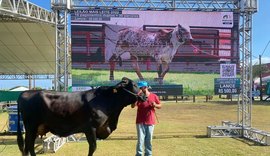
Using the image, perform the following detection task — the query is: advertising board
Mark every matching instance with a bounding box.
[150,85,183,96]
[214,78,241,94]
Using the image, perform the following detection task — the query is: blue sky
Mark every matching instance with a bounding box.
[252,0,270,64]
[0,0,269,89]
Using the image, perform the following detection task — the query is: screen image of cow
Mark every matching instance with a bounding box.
[71,10,239,86]
[108,24,193,81]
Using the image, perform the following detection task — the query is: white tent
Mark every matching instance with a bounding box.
[9,86,29,91]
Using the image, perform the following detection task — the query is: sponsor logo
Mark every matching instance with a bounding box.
[222,14,233,25]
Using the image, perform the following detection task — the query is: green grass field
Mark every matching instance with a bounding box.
[1,100,270,156]
[72,69,221,95]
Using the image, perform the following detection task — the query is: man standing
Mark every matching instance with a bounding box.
[131,81,162,156]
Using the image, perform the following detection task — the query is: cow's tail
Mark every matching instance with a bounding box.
[17,97,24,154]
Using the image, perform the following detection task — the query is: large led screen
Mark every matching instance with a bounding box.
[71,9,239,90]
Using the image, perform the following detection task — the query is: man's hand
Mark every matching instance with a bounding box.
[151,102,156,108]
[152,102,162,109]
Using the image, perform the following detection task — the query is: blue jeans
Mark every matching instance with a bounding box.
[136,124,154,156]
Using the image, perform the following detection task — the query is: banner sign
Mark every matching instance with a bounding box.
[149,85,183,96]
[71,9,139,21]
[214,78,240,94]
[0,91,22,102]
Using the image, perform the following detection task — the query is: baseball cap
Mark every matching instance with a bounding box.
[137,81,148,88]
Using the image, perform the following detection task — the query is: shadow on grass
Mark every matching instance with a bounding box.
[206,100,270,106]
[0,138,17,145]
[207,101,238,105]
[1,134,263,148]
[233,137,262,146]
[154,134,208,139]
[105,134,208,141]
[0,135,44,146]
[252,100,270,106]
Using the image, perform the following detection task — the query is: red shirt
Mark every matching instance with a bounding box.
[136,93,160,125]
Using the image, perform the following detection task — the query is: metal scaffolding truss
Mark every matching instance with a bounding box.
[238,11,253,127]
[0,0,55,24]
[71,0,237,11]
[0,74,54,80]
[54,8,70,91]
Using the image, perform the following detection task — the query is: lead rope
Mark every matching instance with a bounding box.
[122,88,139,98]
[154,108,159,123]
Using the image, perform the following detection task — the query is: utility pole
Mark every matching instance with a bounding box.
[28,75,32,90]
[259,55,263,101]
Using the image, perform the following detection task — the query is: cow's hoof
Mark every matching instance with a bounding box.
[154,77,163,83]
[157,78,164,84]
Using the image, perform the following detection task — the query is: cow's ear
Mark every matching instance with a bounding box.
[113,88,117,93]
[178,24,182,28]
[121,77,129,84]
[122,77,129,81]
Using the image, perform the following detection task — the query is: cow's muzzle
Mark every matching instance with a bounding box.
[122,88,147,102]
[137,93,147,102]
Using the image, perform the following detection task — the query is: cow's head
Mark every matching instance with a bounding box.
[174,24,193,44]
[114,77,147,105]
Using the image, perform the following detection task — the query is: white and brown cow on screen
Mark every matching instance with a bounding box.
[109,24,193,83]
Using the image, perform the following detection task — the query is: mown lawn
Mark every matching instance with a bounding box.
[1,100,270,156]
[72,69,221,95]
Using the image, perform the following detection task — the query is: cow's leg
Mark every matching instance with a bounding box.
[160,62,169,79]
[131,56,144,80]
[109,54,116,80]
[24,126,37,156]
[85,127,97,156]
[157,63,162,78]
[156,62,169,84]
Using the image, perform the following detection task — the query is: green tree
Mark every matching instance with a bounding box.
[252,64,268,78]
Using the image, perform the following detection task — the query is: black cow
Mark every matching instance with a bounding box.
[17,77,145,156]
